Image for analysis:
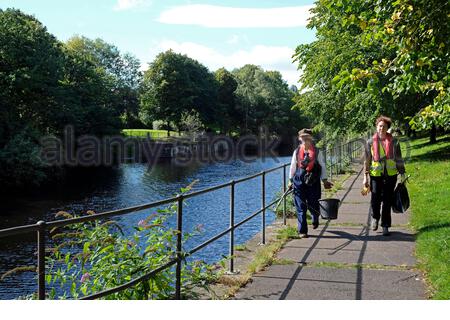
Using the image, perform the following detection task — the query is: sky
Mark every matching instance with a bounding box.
[0,0,317,86]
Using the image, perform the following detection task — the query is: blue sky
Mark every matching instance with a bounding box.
[0,0,316,85]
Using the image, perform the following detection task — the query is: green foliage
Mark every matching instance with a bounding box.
[0,9,142,191]
[140,50,218,131]
[214,68,238,134]
[293,0,450,136]
[0,128,47,189]
[65,36,143,129]
[232,65,304,135]
[42,188,219,299]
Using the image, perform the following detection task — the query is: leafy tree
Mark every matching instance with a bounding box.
[140,50,218,135]
[233,65,303,136]
[214,68,238,134]
[294,0,449,142]
[0,8,66,190]
[65,36,143,128]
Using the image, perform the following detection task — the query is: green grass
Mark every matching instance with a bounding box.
[403,134,450,299]
[121,129,182,138]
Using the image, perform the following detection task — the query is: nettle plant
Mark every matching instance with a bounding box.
[41,187,220,299]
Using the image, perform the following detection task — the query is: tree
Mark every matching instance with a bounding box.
[65,36,143,128]
[295,0,449,142]
[0,8,66,189]
[214,68,238,134]
[140,50,218,134]
[233,65,304,136]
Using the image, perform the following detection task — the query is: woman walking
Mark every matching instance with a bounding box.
[363,116,406,236]
[288,129,333,238]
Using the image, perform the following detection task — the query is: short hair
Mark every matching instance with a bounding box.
[375,115,392,129]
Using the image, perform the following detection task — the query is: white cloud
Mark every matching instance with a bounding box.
[226,34,249,45]
[113,0,151,11]
[157,4,313,28]
[148,40,301,85]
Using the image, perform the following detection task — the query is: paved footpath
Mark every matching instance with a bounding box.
[235,166,427,300]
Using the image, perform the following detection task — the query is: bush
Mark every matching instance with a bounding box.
[12,186,220,299]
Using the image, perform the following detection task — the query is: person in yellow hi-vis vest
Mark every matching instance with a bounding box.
[363,116,406,236]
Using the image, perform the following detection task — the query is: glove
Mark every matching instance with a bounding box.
[400,173,407,183]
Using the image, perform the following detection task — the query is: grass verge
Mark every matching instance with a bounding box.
[216,225,299,298]
[122,129,181,138]
[403,134,450,299]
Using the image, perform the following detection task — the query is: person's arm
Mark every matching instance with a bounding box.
[288,150,297,187]
[394,140,406,174]
[318,150,333,189]
[363,139,371,187]
[317,151,327,180]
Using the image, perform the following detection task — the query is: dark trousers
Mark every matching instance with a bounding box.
[370,175,397,227]
[293,181,321,234]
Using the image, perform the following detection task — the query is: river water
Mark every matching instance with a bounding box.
[0,155,291,299]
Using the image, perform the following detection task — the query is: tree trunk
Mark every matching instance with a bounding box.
[167,121,170,137]
[430,124,437,144]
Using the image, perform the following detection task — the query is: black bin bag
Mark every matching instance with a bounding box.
[392,182,410,213]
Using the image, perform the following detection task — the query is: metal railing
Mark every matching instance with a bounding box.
[0,162,292,300]
[0,137,365,300]
[324,138,365,180]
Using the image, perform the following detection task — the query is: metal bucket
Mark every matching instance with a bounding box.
[318,198,340,220]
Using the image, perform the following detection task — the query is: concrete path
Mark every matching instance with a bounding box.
[234,166,427,300]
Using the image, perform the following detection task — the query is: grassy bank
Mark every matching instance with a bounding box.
[403,134,450,299]
[122,129,182,138]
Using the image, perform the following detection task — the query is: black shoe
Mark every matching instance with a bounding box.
[382,227,390,236]
[312,223,319,230]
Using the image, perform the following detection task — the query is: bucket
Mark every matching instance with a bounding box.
[318,198,340,220]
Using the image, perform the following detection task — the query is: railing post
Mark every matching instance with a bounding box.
[175,195,183,300]
[37,220,46,300]
[229,180,235,273]
[282,165,287,226]
[261,171,266,244]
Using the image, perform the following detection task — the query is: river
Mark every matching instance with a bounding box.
[0,155,291,299]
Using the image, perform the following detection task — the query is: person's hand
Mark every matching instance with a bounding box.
[323,180,333,190]
[400,173,408,184]
[288,181,293,190]
[363,175,369,188]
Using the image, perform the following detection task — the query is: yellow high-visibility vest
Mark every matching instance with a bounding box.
[370,142,397,177]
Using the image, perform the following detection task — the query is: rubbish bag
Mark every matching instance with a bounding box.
[392,182,410,213]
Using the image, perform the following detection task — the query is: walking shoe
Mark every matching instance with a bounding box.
[371,218,379,231]
[312,222,319,230]
[382,227,390,236]
[299,233,309,239]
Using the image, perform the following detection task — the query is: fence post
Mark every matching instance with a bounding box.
[229,180,235,273]
[175,195,183,300]
[261,171,266,245]
[283,166,287,226]
[37,220,46,300]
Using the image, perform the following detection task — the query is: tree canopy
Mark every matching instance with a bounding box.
[293,0,450,139]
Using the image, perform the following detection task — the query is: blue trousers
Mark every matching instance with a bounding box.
[293,180,321,234]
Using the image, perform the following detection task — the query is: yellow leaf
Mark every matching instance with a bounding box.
[408,5,413,11]
[359,20,367,30]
